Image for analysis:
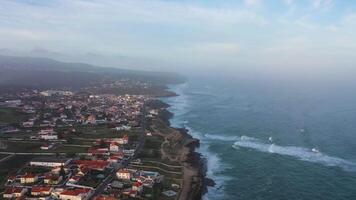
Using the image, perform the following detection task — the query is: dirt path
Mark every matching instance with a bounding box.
[151,123,200,200]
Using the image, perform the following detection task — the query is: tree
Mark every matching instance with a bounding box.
[66,152,75,158]
[59,165,66,177]
[99,139,106,148]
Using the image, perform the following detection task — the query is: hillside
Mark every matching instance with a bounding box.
[0,55,184,93]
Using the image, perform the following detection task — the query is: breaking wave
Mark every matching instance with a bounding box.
[164,83,230,199]
[204,134,239,142]
[232,136,356,172]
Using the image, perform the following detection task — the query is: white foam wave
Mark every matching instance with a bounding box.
[204,134,259,142]
[164,83,230,199]
[204,134,239,142]
[232,136,356,172]
[200,144,231,200]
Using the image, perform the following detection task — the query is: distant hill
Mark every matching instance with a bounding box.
[0,55,184,92]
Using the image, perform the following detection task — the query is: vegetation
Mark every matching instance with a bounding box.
[0,55,184,93]
[0,155,34,190]
[2,141,41,152]
[0,107,27,124]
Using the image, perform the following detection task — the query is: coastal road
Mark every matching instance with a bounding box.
[89,102,147,198]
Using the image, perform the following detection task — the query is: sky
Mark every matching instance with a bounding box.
[0,0,356,76]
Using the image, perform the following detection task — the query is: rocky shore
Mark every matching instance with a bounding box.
[149,96,214,200]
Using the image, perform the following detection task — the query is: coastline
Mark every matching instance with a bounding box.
[153,84,214,200]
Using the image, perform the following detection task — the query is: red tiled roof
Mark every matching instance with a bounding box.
[93,195,119,200]
[132,182,142,187]
[31,186,52,193]
[72,160,109,170]
[117,169,131,173]
[4,187,24,194]
[22,173,36,178]
[110,142,118,146]
[60,188,92,196]
[7,175,16,180]
[44,174,59,180]
[70,175,82,181]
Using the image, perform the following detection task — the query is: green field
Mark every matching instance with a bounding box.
[2,141,41,152]
[0,107,27,124]
[0,155,34,190]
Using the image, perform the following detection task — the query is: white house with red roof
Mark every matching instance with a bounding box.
[59,188,93,200]
[44,173,62,185]
[68,175,82,184]
[31,186,53,197]
[3,187,27,199]
[109,142,120,152]
[107,155,120,163]
[116,135,129,144]
[72,160,110,171]
[20,173,38,184]
[116,168,134,180]
[132,182,143,193]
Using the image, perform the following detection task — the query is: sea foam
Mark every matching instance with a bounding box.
[232,136,356,172]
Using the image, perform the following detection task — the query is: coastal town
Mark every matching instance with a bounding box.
[0,78,204,200]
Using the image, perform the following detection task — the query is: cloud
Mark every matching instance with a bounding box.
[244,0,262,7]
[283,0,294,5]
[311,0,333,10]
[0,0,354,73]
[188,42,240,57]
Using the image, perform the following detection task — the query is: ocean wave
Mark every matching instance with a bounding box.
[199,137,231,200]
[165,82,230,199]
[204,133,239,142]
[232,136,356,172]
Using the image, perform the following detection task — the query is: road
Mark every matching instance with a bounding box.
[0,103,148,199]
[89,102,147,198]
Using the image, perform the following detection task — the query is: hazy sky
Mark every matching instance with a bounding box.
[0,0,356,74]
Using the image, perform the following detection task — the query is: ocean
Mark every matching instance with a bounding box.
[163,75,356,200]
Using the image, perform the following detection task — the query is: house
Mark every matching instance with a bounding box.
[20,173,38,184]
[111,152,124,159]
[59,188,92,200]
[3,187,27,199]
[72,160,109,171]
[22,121,34,128]
[132,182,143,193]
[141,171,160,181]
[41,143,55,150]
[109,142,119,152]
[52,166,69,174]
[86,115,96,124]
[38,128,55,135]
[122,190,138,198]
[107,155,120,163]
[115,125,131,131]
[149,109,159,115]
[31,186,53,197]
[116,169,133,180]
[110,181,124,189]
[116,135,129,144]
[6,175,16,184]
[30,157,71,168]
[68,175,82,184]
[77,167,90,176]
[44,174,62,185]
[123,149,135,156]
[40,134,58,140]
[88,148,109,156]
[142,179,155,188]
[162,190,177,197]
[93,195,119,200]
